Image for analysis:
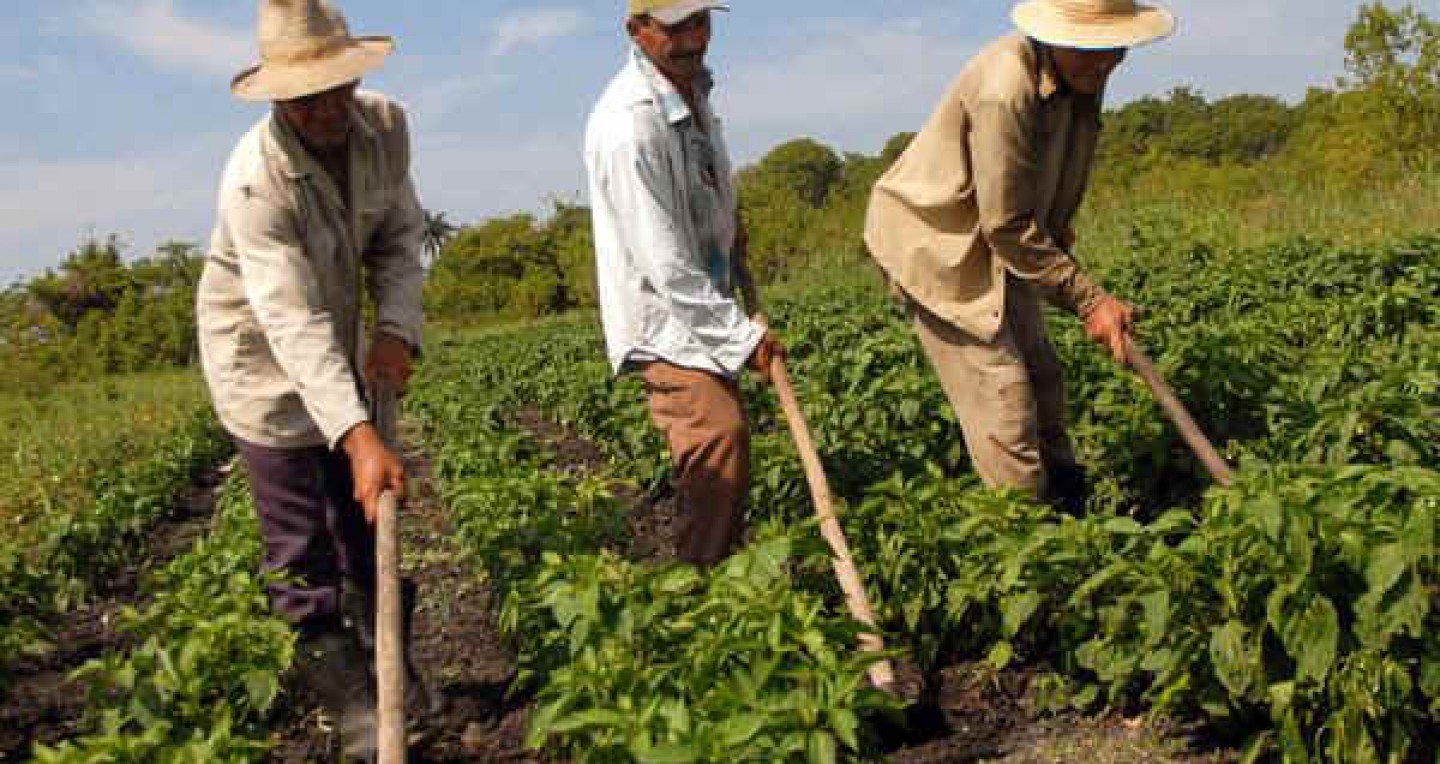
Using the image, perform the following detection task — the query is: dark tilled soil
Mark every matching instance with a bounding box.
[513,408,679,563]
[267,425,547,763]
[0,463,232,761]
[883,663,1230,763]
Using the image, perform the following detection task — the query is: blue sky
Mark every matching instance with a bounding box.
[0,0,1381,283]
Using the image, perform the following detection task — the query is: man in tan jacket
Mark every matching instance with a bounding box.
[196,0,425,757]
[865,0,1175,511]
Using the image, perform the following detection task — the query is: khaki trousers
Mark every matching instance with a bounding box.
[640,362,750,566]
[910,279,1077,496]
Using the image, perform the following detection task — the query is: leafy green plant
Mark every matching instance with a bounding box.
[32,475,293,763]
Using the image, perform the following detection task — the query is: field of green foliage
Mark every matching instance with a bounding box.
[411,231,1438,763]
[0,371,208,524]
[0,373,231,674]
[5,6,1435,760]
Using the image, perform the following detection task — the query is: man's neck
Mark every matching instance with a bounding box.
[638,49,701,109]
[303,137,351,204]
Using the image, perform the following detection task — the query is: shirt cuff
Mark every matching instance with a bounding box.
[711,318,767,376]
[377,323,423,358]
[1068,270,1110,318]
[325,411,371,452]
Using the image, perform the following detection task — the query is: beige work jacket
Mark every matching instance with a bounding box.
[197,91,424,450]
[865,33,1109,343]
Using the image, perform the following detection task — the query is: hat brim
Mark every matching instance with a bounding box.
[647,0,729,25]
[1012,2,1175,49]
[231,36,393,102]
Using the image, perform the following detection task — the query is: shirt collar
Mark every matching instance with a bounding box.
[631,46,714,125]
[1034,41,1063,101]
[268,100,376,181]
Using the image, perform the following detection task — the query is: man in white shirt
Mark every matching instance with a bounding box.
[585,0,783,566]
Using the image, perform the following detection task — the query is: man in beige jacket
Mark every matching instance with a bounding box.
[865,0,1175,511]
[196,0,425,757]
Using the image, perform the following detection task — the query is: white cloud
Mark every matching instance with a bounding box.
[1108,0,1357,101]
[405,71,516,131]
[0,132,235,282]
[488,8,590,58]
[414,128,585,224]
[1163,0,1354,58]
[390,8,591,134]
[720,17,984,160]
[0,63,38,81]
[74,0,249,78]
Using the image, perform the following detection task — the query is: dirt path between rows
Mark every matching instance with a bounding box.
[267,423,546,763]
[0,462,232,761]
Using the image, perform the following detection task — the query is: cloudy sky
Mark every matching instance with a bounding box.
[0,0,1377,283]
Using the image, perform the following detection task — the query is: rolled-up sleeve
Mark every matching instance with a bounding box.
[598,130,763,374]
[229,190,369,449]
[971,96,1107,316]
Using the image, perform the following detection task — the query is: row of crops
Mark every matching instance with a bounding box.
[0,403,232,683]
[31,473,294,762]
[0,381,294,760]
[0,371,212,524]
[411,234,1438,762]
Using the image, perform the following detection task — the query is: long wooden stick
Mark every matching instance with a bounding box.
[1125,339,1236,488]
[370,383,406,764]
[770,358,896,690]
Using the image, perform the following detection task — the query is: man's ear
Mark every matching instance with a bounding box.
[625,16,645,40]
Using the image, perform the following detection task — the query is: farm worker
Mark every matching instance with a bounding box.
[864,0,1176,512]
[195,0,430,757]
[585,0,785,566]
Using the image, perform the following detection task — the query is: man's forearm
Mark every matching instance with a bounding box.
[732,216,763,317]
[734,258,762,318]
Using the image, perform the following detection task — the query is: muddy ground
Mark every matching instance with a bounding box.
[267,424,545,763]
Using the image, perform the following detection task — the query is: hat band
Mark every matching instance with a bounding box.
[260,34,354,67]
[1048,0,1141,24]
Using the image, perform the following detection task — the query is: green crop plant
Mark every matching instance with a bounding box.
[33,474,293,763]
[410,233,1437,762]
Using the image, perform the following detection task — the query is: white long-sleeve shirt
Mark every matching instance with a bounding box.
[584,48,763,377]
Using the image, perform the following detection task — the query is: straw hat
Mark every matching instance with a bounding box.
[1012,0,1175,49]
[231,0,393,102]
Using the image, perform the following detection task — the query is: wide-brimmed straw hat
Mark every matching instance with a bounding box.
[231,0,393,102]
[1012,0,1175,49]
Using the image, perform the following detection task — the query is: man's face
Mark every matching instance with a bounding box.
[1050,47,1127,95]
[627,11,712,89]
[276,80,359,151]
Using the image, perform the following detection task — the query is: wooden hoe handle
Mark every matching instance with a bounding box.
[1124,339,1236,488]
[370,382,406,763]
[770,358,896,690]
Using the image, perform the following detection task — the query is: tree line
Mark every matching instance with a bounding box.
[2,2,1434,392]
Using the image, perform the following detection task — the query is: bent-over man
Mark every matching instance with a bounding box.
[196,0,428,757]
[865,0,1177,512]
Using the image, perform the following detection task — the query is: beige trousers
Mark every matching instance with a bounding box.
[640,362,750,566]
[910,279,1077,496]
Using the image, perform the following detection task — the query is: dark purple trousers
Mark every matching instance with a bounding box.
[236,439,376,632]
